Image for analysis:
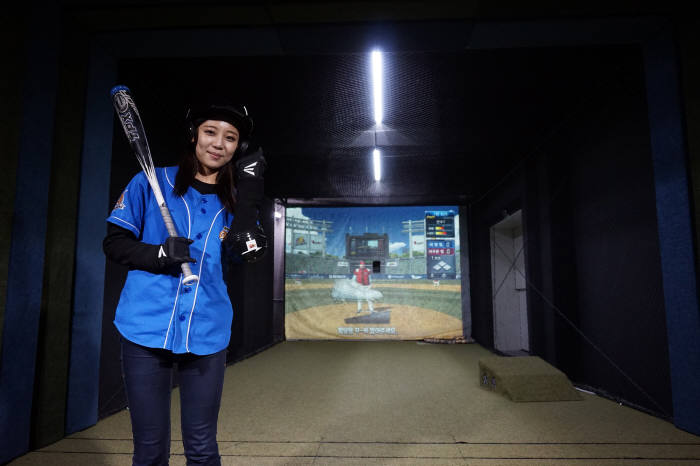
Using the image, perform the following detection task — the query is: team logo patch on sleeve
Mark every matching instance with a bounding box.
[114,190,127,210]
[219,226,230,241]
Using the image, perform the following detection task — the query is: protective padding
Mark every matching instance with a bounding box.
[478,356,582,402]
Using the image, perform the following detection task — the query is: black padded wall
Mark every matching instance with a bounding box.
[468,47,672,416]
[562,76,670,415]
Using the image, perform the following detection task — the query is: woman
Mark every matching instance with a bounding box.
[103,102,266,466]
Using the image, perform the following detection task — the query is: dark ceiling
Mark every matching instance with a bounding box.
[114,23,645,207]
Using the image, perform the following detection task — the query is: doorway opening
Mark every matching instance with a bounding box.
[490,210,529,355]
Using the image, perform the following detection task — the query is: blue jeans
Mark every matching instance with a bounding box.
[120,337,227,466]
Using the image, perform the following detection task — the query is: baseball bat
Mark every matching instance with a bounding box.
[110,85,199,285]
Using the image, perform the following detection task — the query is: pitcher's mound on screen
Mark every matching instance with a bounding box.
[345,308,391,324]
[286,303,463,340]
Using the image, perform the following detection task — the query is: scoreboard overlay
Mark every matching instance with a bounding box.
[425,210,457,280]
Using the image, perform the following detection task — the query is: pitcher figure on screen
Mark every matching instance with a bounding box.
[354,261,374,313]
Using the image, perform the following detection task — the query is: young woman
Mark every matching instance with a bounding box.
[103,102,266,466]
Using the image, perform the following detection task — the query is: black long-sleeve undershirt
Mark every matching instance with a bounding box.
[103,223,163,272]
[228,177,262,233]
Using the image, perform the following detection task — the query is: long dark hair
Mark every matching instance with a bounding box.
[174,141,237,213]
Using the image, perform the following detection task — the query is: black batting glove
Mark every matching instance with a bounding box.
[235,147,266,180]
[157,236,196,269]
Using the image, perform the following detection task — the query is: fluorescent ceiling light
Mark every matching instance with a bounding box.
[371,50,383,125]
[373,148,381,181]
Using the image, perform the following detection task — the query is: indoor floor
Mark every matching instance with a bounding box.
[10,341,700,465]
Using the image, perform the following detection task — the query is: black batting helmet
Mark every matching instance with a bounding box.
[186,103,254,153]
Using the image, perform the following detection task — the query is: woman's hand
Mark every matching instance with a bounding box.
[235,147,266,181]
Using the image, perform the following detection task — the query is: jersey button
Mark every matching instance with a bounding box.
[201,198,208,204]
[179,314,186,321]
[201,208,207,214]
[183,287,191,293]
[195,233,203,240]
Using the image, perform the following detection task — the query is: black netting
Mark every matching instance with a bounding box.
[104,42,673,420]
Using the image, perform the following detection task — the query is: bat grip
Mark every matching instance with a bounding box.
[159,204,199,285]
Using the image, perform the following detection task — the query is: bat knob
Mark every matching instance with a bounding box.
[110,84,131,96]
[182,274,199,286]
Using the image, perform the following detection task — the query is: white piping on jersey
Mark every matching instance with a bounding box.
[164,167,192,238]
[164,167,175,189]
[185,206,225,352]
[109,216,139,235]
[162,167,193,349]
[162,277,183,349]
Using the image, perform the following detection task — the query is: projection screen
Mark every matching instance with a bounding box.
[285,206,464,340]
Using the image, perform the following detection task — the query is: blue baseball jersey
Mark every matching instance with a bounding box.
[107,166,234,355]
